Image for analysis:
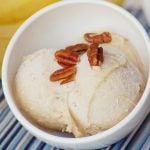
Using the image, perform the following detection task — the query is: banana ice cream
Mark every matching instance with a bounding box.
[15,32,145,137]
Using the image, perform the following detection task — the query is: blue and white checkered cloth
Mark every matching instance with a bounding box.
[0,6,150,150]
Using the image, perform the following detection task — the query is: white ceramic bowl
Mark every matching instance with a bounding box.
[2,0,150,149]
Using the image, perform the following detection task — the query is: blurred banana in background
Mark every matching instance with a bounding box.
[107,0,123,6]
[0,0,123,77]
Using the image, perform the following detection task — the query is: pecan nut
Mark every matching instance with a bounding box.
[55,49,80,67]
[84,32,112,44]
[87,44,104,66]
[50,66,77,83]
[60,74,75,85]
[66,43,89,54]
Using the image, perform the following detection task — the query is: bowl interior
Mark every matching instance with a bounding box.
[4,1,150,138]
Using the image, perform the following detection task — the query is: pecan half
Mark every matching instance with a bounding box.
[60,74,75,85]
[55,49,80,67]
[50,66,77,83]
[87,44,104,66]
[97,47,104,65]
[84,32,112,44]
[66,43,89,54]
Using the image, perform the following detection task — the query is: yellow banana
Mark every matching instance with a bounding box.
[107,0,124,6]
[0,38,10,77]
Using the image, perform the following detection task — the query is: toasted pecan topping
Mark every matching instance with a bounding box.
[55,49,80,67]
[50,31,109,84]
[97,47,104,65]
[66,43,89,54]
[50,66,77,83]
[87,44,104,66]
[60,74,75,85]
[84,32,112,44]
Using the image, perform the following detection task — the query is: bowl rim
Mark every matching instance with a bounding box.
[2,0,150,146]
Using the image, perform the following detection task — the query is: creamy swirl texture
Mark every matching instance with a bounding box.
[15,33,145,137]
